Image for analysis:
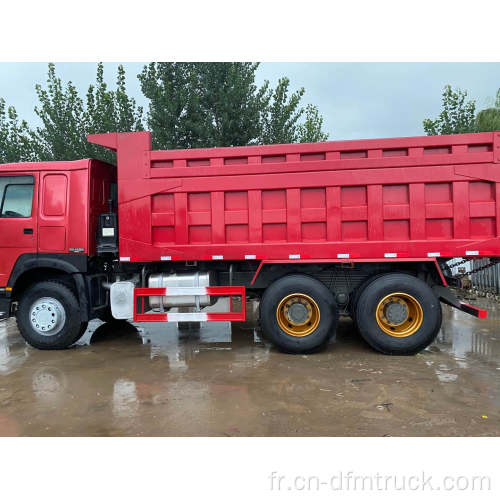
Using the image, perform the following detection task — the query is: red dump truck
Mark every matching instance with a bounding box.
[1,130,498,354]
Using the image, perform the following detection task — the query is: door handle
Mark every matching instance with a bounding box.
[23,228,33,235]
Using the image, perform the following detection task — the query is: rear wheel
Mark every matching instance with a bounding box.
[259,274,338,353]
[355,273,442,355]
[349,273,391,326]
[16,281,86,350]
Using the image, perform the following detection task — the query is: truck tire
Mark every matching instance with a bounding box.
[349,273,389,324]
[349,272,413,327]
[259,274,338,353]
[355,273,442,355]
[16,281,86,350]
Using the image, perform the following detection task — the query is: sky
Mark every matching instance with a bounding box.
[0,62,499,141]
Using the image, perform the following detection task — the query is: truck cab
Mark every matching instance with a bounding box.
[0,159,116,346]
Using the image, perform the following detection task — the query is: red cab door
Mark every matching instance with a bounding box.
[0,172,38,286]
[38,172,69,253]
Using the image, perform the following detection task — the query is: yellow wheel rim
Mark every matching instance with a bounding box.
[276,293,320,337]
[375,292,423,337]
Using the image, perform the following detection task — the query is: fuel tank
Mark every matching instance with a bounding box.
[148,272,214,309]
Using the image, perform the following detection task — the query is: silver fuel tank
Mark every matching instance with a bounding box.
[148,272,215,309]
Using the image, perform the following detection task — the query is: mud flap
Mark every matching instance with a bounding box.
[0,297,10,319]
[433,285,487,319]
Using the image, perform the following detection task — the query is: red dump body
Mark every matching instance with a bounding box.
[88,131,500,264]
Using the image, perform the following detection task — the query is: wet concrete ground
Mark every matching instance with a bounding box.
[0,298,499,436]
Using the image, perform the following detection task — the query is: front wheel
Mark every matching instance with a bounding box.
[16,281,86,350]
[259,274,338,353]
[355,273,442,355]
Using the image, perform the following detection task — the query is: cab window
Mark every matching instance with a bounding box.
[0,176,34,218]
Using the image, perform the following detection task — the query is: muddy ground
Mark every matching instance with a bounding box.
[0,298,499,436]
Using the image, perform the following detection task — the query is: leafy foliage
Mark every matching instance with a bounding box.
[30,63,88,161]
[139,62,328,149]
[138,63,201,150]
[475,107,500,132]
[475,88,500,132]
[196,62,269,147]
[2,62,328,164]
[259,77,305,144]
[423,85,476,135]
[297,104,329,143]
[1,63,143,164]
[31,63,143,163]
[0,98,37,163]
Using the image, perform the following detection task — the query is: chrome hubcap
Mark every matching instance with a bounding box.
[29,297,66,336]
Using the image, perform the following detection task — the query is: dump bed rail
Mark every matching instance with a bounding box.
[88,131,500,264]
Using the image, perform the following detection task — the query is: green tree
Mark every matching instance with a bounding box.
[31,63,143,163]
[139,62,328,149]
[259,77,305,144]
[30,63,88,161]
[196,62,269,147]
[0,98,36,163]
[139,62,207,150]
[115,65,145,133]
[475,107,500,132]
[2,62,329,164]
[423,85,476,135]
[259,78,329,144]
[475,88,500,132]
[297,104,329,143]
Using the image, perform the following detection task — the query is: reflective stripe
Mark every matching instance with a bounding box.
[165,287,207,296]
[289,254,301,259]
[212,255,224,260]
[337,253,349,259]
[245,254,256,260]
[466,250,479,256]
[161,256,172,261]
[119,257,131,262]
[384,253,397,258]
[167,312,208,322]
[427,252,440,257]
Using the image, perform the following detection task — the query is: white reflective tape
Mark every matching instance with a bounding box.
[161,256,172,261]
[289,254,301,259]
[337,253,350,259]
[212,255,224,260]
[427,252,440,257]
[384,253,397,258]
[466,250,479,256]
[167,312,208,322]
[245,254,256,260]
[165,287,207,296]
[119,257,130,262]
